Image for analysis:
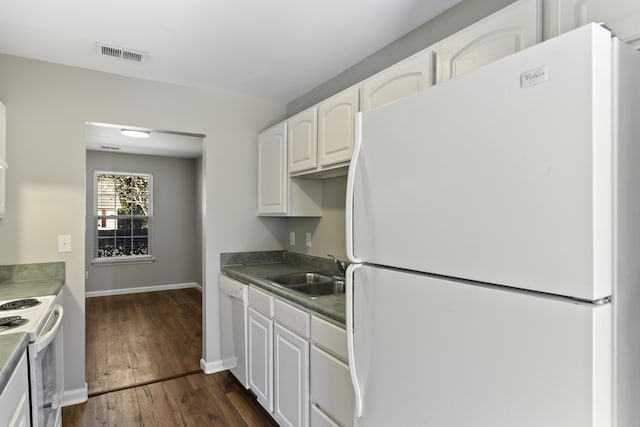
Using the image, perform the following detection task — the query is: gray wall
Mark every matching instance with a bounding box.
[85,151,201,293]
[287,0,517,116]
[286,176,347,260]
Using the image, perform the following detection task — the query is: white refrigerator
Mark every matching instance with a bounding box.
[345,23,640,427]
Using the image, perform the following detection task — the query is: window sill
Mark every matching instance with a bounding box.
[91,256,156,266]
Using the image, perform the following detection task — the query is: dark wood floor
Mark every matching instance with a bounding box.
[62,288,277,426]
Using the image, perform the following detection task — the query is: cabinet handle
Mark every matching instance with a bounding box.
[346,114,363,263]
[346,264,364,417]
[431,50,438,86]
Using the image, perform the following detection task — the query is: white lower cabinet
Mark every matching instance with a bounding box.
[246,286,353,427]
[248,307,274,412]
[274,324,310,427]
[0,100,6,219]
[0,350,31,427]
[311,404,341,427]
[310,316,354,427]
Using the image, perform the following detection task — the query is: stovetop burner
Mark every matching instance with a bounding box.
[0,316,22,326]
[0,316,28,331]
[0,298,41,311]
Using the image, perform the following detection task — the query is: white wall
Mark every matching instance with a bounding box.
[0,53,287,398]
[85,151,201,293]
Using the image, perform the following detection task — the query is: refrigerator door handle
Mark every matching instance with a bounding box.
[346,113,363,264]
[346,263,364,417]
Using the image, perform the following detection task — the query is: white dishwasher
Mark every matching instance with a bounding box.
[219,273,249,388]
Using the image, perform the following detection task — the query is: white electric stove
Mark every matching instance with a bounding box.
[0,294,64,427]
[0,296,56,340]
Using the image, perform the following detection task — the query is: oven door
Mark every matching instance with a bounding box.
[29,304,64,427]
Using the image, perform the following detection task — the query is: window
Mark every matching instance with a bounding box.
[94,171,153,262]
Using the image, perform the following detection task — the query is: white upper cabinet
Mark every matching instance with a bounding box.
[258,122,322,217]
[258,122,288,215]
[287,87,359,178]
[361,50,432,112]
[543,0,640,48]
[317,86,359,168]
[288,108,318,174]
[437,0,541,83]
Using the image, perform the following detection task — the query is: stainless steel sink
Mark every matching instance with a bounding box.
[267,272,333,286]
[266,272,345,297]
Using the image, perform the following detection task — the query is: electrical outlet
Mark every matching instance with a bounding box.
[289,231,295,245]
[305,232,312,248]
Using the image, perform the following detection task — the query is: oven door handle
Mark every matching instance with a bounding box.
[34,304,63,354]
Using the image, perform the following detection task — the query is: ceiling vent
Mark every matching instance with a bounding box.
[99,146,121,151]
[96,43,148,63]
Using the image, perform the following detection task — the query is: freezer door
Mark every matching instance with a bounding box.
[348,265,612,427]
[348,24,614,301]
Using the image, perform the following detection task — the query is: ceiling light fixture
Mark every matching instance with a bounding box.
[121,129,151,138]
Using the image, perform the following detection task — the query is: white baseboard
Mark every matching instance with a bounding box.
[86,282,202,298]
[200,358,232,374]
[62,383,88,406]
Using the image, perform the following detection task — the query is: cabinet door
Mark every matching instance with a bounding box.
[258,123,287,215]
[288,108,318,174]
[248,307,274,412]
[274,324,310,427]
[543,0,640,48]
[317,87,358,168]
[0,100,6,218]
[361,50,432,112]
[310,346,354,427]
[0,351,30,427]
[437,0,541,83]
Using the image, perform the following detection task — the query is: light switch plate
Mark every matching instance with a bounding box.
[58,235,71,253]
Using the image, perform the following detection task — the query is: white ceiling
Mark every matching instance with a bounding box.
[0,0,462,102]
[86,123,204,158]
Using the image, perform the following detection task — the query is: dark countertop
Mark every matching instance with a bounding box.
[0,279,65,394]
[222,263,346,325]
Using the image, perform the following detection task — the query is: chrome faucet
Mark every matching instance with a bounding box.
[327,254,347,278]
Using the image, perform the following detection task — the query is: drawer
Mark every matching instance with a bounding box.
[310,346,354,427]
[311,315,347,361]
[249,286,274,317]
[274,298,310,338]
[311,404,341,427]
